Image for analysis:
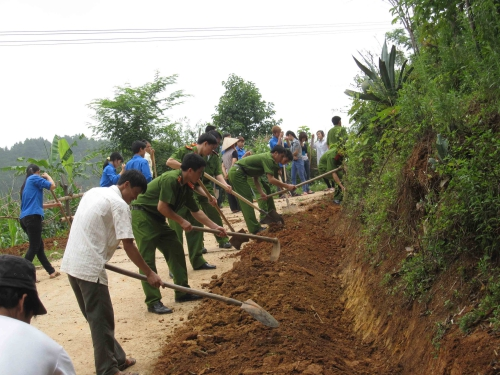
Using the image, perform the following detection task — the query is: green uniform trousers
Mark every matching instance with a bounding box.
[167,206,207,270]
[247,176,274,220]
[131,209,190,305]
[196,193,229,246]
[228,168,276,234]
[333,170,344,202]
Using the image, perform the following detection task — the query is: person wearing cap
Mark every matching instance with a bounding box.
[167,131,233,258]
[228,145,296,234]
[0,254,76,375]
[221,136,241,213]
[61,170,162,375]
[132,153,227,314]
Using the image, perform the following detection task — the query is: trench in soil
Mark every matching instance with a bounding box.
[153,197,500,375]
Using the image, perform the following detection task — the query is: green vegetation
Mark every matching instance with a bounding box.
[344,0,500,333]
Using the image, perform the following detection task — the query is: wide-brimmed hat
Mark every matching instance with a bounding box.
[0,254,47,315]
[221,137,239,151]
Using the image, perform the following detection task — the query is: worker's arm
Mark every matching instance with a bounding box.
[166,158,181,169]
[267,173,296,191]
[191,210,227,237]
[157,200,192,231]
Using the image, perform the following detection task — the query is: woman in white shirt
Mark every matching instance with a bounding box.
[311,130,333,191]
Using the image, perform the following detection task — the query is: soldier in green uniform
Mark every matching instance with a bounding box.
[166,132,232,266]
[318,147,345,204]
[132,153,227,314]
[327,116,348,150]
[228,145,295,234]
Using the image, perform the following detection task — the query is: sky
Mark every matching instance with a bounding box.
[0,0,396,149]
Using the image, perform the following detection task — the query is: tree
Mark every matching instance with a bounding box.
[212,74,282,141]
[88,72,187,156]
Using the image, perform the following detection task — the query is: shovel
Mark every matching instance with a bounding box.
[197,179,249,250]
[204,172,284,225]
[266,166,344,198]
[105,263,279,328]
[190,227,281,262]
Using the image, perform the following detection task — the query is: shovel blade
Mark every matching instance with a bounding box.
[260,210,284,225]
[229,229,249,250]
[241,299,279,328]
[270,241,281,262]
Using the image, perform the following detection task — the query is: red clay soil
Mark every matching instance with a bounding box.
[154,199,500,375]
[154,202,399,375]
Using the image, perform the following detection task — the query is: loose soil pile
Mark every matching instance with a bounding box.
[154,202,398,374]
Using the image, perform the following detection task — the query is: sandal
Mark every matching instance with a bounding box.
[49,271,60,279]
[307,191,315,194]
[118,358,137,371]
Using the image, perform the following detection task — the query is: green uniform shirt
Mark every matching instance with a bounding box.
[133,169,199,220]
[326,126,348,149]
[318,148,342,179]
[170,144,199,165]
[234,152,280,178]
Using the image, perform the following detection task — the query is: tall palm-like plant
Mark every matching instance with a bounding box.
[345,40,413,105]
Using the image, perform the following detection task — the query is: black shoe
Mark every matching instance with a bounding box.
[252,226,267,234]
[169,271,173,279]
[195,262,217,270]
[333,199,341,205]
[219,242,232,249]
[201,247,208,254]
[147,301,173,314]
[175,293,204,303]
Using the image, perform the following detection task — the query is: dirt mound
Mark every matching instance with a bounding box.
[154,202,398,374]
[1,236,68,256]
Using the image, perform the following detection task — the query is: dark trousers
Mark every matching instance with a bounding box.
[323,178,332,188]
[68,275,126,375]
[226,179,240,212]
[304,159,310,180]
[20,215,55,275]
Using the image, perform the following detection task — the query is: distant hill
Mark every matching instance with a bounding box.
[0,135,107,197]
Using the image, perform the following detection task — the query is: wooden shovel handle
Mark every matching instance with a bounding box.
[190,226,279,244]
[197,179,235,232]
[267,166,344,198]
[105,264,242,307]
[204,172,262,212]
[50,191,71,228]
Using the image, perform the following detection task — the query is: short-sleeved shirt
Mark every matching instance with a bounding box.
[288,138,301,160]
[326,126,348,149]
[99,164,120,187]
[170,143,198,165]
[235,146,246,160]
[126,155,152,182]
[312,139,328,164]
[144,152,153,174]
[170,144,221,188]
[20,175,52,219]
[318,148,342,179]
[133,169,199,221]
[0,316,76,375]
[61,186,134,285]
[235,152,280,178]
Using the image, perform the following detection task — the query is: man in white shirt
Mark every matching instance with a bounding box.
[0,254,76,375]
[61,170,163,375]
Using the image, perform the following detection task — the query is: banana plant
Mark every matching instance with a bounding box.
[345,40,413,105]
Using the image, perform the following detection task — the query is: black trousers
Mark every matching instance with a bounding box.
[20,214,55,275]
[225,179,240,212]
[68,275,127,375]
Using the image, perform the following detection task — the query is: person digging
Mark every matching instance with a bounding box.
[61,170,162,375]
[166,131,233,258]
[133,153,227,314]
[228,145,296,234]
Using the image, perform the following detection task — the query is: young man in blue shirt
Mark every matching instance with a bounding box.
[126,141,152,182]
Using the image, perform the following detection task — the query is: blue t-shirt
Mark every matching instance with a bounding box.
[236,146,246,160]
[20,175,52,219]
[100,164,120,187]
[126,155,152,182]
